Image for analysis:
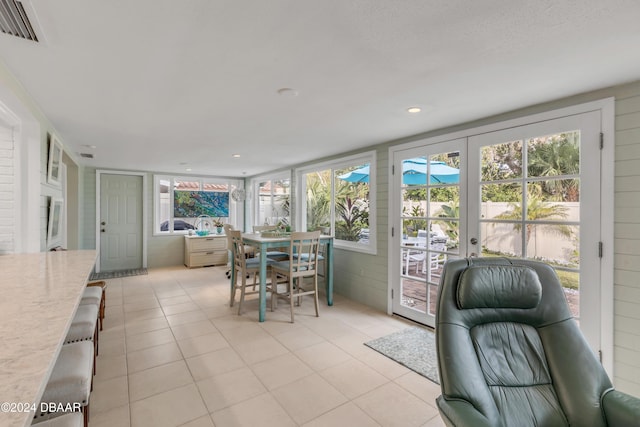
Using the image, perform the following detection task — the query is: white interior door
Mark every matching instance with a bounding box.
[99,173,143,271]
[467,111,602,352]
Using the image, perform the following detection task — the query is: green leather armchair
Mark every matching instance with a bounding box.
[435,257,640,427]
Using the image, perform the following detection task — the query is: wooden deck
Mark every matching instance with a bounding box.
[400,265,442,315]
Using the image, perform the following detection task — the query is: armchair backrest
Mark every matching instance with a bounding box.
[436,257,612,427]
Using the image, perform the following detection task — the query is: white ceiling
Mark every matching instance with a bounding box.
[1,0,639,177]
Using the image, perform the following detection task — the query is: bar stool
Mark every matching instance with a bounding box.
[34,342,94,427]
[31,412,83,426]
[65,304,99,374]
[85,281,106,330]
[80,287,103,331]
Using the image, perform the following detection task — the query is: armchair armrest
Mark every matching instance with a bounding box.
[436,396,493,427]
[602,389,640,426]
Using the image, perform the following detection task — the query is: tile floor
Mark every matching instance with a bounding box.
[88,265,445,427]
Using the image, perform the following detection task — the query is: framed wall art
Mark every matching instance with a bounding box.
[47,197,64,249]
[47,134,63,186]
[173,190,229,218]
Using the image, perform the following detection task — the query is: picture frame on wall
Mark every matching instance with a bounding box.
[47,134,63,186]
[47,197,64,249]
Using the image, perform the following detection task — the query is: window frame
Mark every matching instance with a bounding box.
[296,151,377,254]
[248,170,292,231]
[153,174,244,236]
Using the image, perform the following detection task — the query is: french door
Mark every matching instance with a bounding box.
[391,110,602,353]
[392,139,467,325]
[467,111,601,351]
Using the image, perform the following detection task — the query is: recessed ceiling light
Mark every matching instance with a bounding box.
[81,144,97,149]
[232,154,241,158]
[185,168,192,172]
[407,107,422,114]
[277,88,299,97]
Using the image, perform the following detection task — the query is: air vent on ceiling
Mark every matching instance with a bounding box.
[0,0,38,42]
[79,153,94,159]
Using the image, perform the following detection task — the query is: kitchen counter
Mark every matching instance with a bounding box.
[0,250,97,427]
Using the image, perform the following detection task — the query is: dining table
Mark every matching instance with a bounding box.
[236,233,334,322]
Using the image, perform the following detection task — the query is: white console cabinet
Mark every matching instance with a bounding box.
[184,234,227,268]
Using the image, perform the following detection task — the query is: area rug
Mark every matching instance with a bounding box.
[365,326,439,384]
[89,268,148,280]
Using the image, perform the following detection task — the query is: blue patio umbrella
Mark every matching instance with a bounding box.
[337,165,371,183]
[338,158,459,184]
[402,158,460,185]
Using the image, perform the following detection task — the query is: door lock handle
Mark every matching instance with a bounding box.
[101,221,106,226]
[101,229,105,233]
[470,237,478,245]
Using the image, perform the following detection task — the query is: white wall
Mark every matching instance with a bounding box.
[80,168,243,268]
[0,66,50,253]
[611,87,640,395]
[0,123,15,253]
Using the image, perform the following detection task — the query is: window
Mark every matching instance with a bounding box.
[252,172,291,227]
[297,152,376,253]
[154,175,243,234]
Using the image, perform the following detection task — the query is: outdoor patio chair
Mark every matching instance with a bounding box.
[404,233,447,279]
[435,257,640,427]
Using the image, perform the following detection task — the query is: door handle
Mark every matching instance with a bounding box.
[101,229,105,233]
[470,237,478,245]
[101,221,106,226]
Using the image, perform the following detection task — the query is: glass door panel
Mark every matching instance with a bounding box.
[468,111,600,350]
[393,139,466,327]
